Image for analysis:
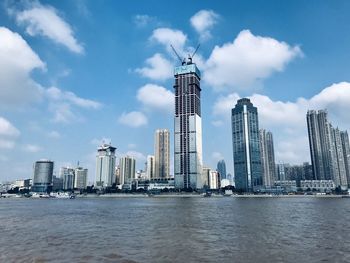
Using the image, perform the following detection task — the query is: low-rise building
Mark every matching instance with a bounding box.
[300,180,335,192]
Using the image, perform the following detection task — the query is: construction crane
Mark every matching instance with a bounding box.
[171,44,200,65]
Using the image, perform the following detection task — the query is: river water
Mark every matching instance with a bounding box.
[0,197,349,263]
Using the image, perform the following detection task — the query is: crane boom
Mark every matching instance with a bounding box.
[191,44,200,59]
[170,45,184,64]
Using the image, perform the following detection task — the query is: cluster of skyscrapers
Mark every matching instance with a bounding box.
[22,52,350,194]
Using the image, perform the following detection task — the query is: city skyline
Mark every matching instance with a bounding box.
[3,1,350,182]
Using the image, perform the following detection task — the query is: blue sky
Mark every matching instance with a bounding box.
[1,0,350,182]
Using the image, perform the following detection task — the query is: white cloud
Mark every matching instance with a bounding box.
[0,117,20,137]
[136,84,174,112]
[150,27,187,53]
[0,27,45,107]
[135,53,173,81]
[212,151,224,162]
[204,30,302,91]
[212,82,350,164]
[90,137,112,146]
[118,111,148,127]
[190,10,219,41]
[15,2,84,54]
[47,130,61,139]
[46,87,101,123]
[0,139,15,149]
[22,144,42,153]
[133,14,157,27]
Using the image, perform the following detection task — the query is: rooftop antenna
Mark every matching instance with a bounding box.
[187,44,200,65]
[170,44,186,65]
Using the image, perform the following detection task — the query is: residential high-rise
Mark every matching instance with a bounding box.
[259,129,276,187]
[331,127,348,188]
[174,60,203,189]
[32,159,54,193]
[60,167,75,190]
[74,167,88,189]
[232,98,262,192]
[119,156,136,185]
[154,129,170,179]
[306,110,333,180]
[95,143,116,188]
[340,131,350,187]
[146,155,155,179]
[307,110,349,188]
[216,160,226,180]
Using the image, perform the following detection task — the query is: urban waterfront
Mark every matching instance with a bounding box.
[1,198,350,263]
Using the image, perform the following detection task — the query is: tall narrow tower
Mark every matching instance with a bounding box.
[154,129,170,179]
[232,98,262,192]
[174,60,203,190]
[95,143,116,188]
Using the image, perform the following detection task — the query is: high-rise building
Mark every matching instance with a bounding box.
[60,167,75,190]
[232,98,262,192]
[74,167,88,189]
[340,131,350,187]
[307,110,349,188]
[119,156,136,185]
[216,160,226,180]
[331,127,348,188]
[259,129,276,187]
[306,110,333,180]
[174,60,203,189]
[154,129,170,179]
[146,155,155,179]
[95,143,116,188]
[32,159,54,193]
[276,162,286,181]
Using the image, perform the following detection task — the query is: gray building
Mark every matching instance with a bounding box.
[119,156,136,185]
[174,61,203,189]
[32,159,54,193]
[95,144,116,188]
[74,167,88,189]
[154,129,170,179]
[216,159,226,180]
[340,131,350,187]
[259,129,276,187]
[307,110,349,188]
[232,98,262,192]
[146,155,155,179]
[60,167,75,190]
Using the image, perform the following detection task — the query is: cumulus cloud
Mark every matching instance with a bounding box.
[14,2,84,54]
[0,27,45,107]
[204,30,302,92]
[0,117,20,137]
[0,117,20,150]
[212,82,350,164]
[118,111,148,127]
[22,144,42,153]
[135,53,173,81]
[47,130,61,139]
[133,14,157,27]
[190,10,219,41]
[136,84,174,112]
[45,87,101,123]
[150,27,187,53]
[125,150,147,164]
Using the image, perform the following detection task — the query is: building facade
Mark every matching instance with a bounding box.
[60,167,75,190]
[154,129,170,179]
[307,110,349,188]
[174,62,203,189]
[119,156,136,185]
[74,167,88,189]
[216,159,226,180]
[95,144,116,188]
[232,98,262,192]
[340,131,350,187]
[146,155,155,179]
[259,129,276,187]
[32,160,54,193]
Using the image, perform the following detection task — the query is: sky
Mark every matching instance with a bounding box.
[1,0,350,182]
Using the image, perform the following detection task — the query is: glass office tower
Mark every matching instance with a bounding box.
[232,98,262,192]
